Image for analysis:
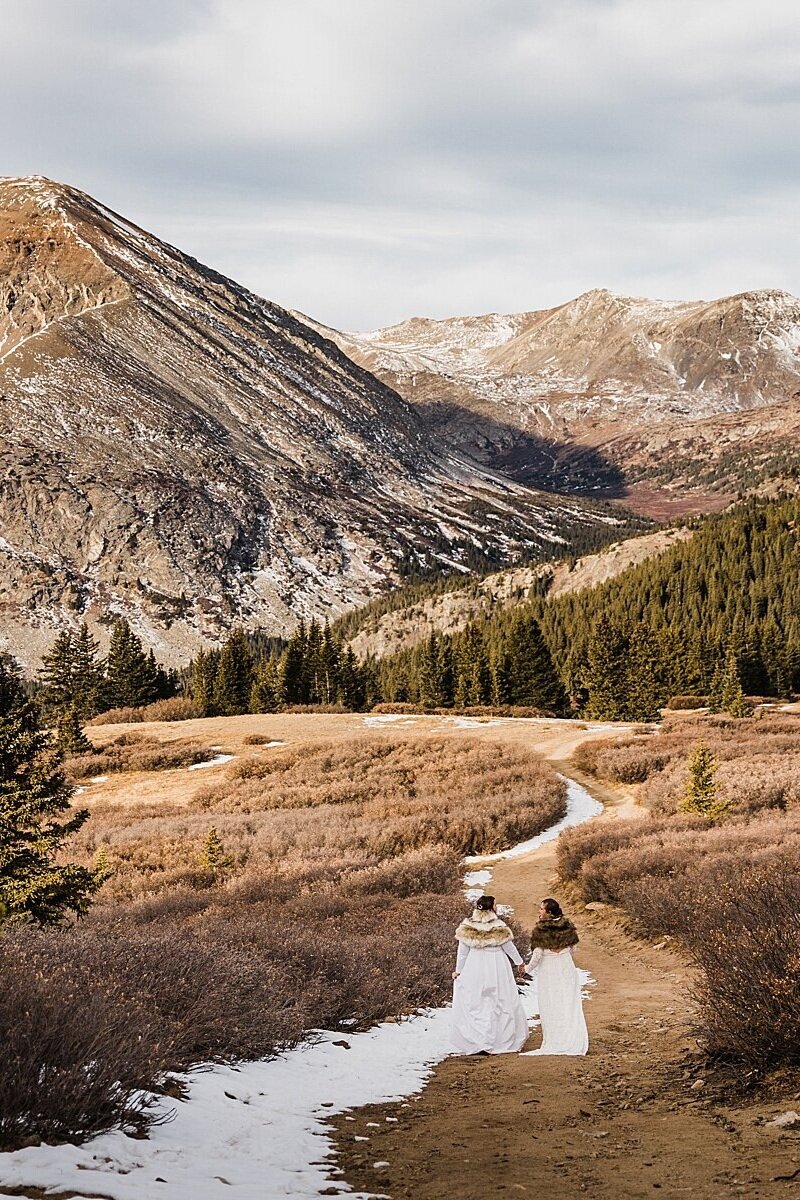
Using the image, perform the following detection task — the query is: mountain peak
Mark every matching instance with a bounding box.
[0,180,619,668]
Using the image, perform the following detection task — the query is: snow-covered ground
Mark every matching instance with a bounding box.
[0,776,602,1200]
[188,753,236,771]
[464,774,602,870]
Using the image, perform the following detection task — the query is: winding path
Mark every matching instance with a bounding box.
[330,743,800,1200]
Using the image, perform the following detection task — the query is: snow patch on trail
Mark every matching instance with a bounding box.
[0,777,603,1200]
[188,754,236,771]
[362,714,418,726]
[464,775,603,868]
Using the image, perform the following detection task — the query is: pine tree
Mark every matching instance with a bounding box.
[0,700,99,924]
[54,705,92,756]
[502,613,566,712]
[584,616,630,720]
[192,648,220,716]
[39,631,75,714]
[720,646,749,717]
[104,619,165,709]
[0,653,25,718]
[198,826,234,876]
[213,628,254,715]
[317,624,341,705]
[250,657,281,713]
[281,623,308,705]
[454,625,491,707]
[625,628,665,721]
[680,743,727,820]
[339,647,368,711]
[418,633,445,708]
[73,624,103,717]
[40,625,103,719]
[92,844,115,885]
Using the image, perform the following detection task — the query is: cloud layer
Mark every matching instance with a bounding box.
[1,0,798,326]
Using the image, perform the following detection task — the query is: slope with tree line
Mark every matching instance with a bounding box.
[372,497,800,719]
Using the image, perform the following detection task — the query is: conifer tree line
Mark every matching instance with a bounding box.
[191,620,373,715]
[376,497,800,720]
[38,618,177,725]
[23,497,800,726]
[374,613,568,713]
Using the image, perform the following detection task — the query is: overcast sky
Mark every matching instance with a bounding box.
[1,0,798,328]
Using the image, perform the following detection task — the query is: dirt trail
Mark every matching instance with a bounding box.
[330,743,800,1199]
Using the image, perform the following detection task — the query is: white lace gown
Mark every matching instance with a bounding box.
[526,947,589,1056]
[451,940,529,1055]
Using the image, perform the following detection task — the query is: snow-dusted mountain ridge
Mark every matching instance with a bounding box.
[0,177,622,667]
[313,287,800,512]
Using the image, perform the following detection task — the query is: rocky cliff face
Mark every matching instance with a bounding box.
[319,288,800,513]
[0,178,623,668]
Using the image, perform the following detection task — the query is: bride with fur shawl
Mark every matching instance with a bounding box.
[525,897,588,1056]
[451,895,529,1055]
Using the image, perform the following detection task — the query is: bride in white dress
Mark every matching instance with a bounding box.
[451,895,529,1055]
[526,897,588,1056]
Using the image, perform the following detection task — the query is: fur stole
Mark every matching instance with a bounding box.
[456,908,514,949]
[529,915,579,951]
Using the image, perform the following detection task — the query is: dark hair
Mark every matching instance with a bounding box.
[541,897,562,918]
[476,895,495,911]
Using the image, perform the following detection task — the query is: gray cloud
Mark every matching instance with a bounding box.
[1,0,798,326]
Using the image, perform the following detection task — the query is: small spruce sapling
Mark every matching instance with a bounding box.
[198,826,234,877]
[680,742,727,820]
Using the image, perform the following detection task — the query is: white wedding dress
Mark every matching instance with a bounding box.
[525,946,589,1056]
[451,939,529,1055]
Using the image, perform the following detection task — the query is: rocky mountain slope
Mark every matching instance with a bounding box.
[314,288,800,516]
[346,525,693,661]
[0,177,631,668]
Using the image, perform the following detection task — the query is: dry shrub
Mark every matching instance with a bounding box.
[75,736,565,899]
[560,714,800,1074]
[371,702,423,714]
[620,864,800,1073]
[89,697,201,725]
[0,930,166,1148]
[67,733,214,780]
[242,733,272,745]
[666,695,709,710]
[560,810,800,906]
[281,702,349,714]
[191,736,566,860]
[141,697,202,722]
[575,714,800,790]
[89,705,144,725]
[689,866,800,1070]
[5,733,564,1146]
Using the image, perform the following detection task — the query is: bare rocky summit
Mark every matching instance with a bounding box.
[319,287,800,516]
[0,177,622,667]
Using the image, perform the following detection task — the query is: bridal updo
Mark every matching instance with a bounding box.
[541,897,563,918]
[476,895,496,911]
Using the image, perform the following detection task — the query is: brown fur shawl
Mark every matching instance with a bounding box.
[456,908,514,949]
[529,915,579,951]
